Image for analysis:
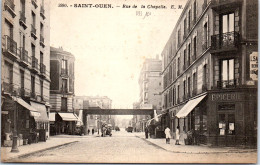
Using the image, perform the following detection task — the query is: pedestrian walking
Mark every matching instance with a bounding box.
[145,126,149,139]
[164,127,171,144]
[92,128,94,135]
[175,126,180,145]
[88,129,90,135]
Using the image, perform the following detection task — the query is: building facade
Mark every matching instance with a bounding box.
[1,0,50,146]
[49,47,77,135]
[161,0,257,146]
[135,57,162,132]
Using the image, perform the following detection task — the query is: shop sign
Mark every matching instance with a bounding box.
[211,93,243,101]
[250,51,258,81]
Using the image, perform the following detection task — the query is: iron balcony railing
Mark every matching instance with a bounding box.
[61,68,68,76]
[202,2,207,11]
[192,54,196,62]
[19,11,26,23]
[31,0,37,8]
[31,56,38,70]
[192,88,197,96]
[183,64,186,71]
[4,35,17,55]
[40,35,44,44]
[211,31,240,50]
[5,0,15,11]
[177,70,180,77]
[19,87,25,97]
[31,24,36,35]
[202,41,208,51]
[202,84,208,92]
[30,91,36,99]
[217,79,237,89]
[2,82,14,94]
[19,47,29,64]
[40,63,46,74]
[40,5,45,19]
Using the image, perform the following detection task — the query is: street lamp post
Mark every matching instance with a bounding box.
[11,102,19,152]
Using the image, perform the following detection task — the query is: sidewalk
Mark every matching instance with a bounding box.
[1,135,84,162]
[133,132,257,154]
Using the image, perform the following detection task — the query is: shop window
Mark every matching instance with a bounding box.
[194,107,200,131]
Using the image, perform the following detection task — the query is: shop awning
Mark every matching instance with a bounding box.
[49,112,56,122]
[30,101,49,122]
[13,97,38,112]
[176,94,207,118]
[58,112,78,121]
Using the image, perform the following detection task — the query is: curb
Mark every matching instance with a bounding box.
[135,136,257,154]
[4,141,79,162]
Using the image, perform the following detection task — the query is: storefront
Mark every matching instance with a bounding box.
[51,112,78,135]
[207,89,257,146]
[1,96,41,146]
[30,101,50,141]
[175,94,207,144]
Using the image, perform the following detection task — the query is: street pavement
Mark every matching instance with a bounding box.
[1,130,257,164]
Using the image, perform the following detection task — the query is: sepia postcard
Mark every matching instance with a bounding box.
[1,0,258,164]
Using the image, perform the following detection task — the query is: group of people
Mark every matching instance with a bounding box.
[164,126,180,145]
[87,129,95,135]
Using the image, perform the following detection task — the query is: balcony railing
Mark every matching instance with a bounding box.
[192,18,196,27]
[177,70,180,77]
[4,0,16,17]
[40,5,45,19]
[19,11,26,23]
[183,64,186,71]
[202,84,207,92]
[4,35,17,57]
[31,24,37,37]
[5,0,15,10]
[202,41,208,51]
[192,54,196,62]
[31,0,38,8]
[30,91,36,99]
[40,63,46,74]
[31,56,38,70]
[202,2,207,11]
[211,31,240,51]
[19,47,29,64]
[192,88,197,96]
[2,82,14,94]
[217,79,237,89]
[61,68,68,76]
[40,35,45,47]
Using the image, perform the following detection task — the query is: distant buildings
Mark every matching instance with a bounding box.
[1,0,50,146]
[133,56,162,132]
[73,96,115,134]
[49,47,77,135]
[161,0,257,146]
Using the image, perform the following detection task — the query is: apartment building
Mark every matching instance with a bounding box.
[136,57,162,132]
[161,0,257,146]
[49,46,77,135]
[1,0,50,146]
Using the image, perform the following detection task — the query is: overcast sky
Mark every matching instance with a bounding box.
[50,0,187,110]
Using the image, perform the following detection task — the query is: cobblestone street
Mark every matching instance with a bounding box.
[10,130,257,164]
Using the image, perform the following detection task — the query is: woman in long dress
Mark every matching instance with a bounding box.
[175,126,180,145]
[164,127,171,144]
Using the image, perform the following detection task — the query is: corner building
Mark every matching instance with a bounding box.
[136,57,162,132]
[49,47,76,135]
[1,0,50,146]
[161,0,257,146]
